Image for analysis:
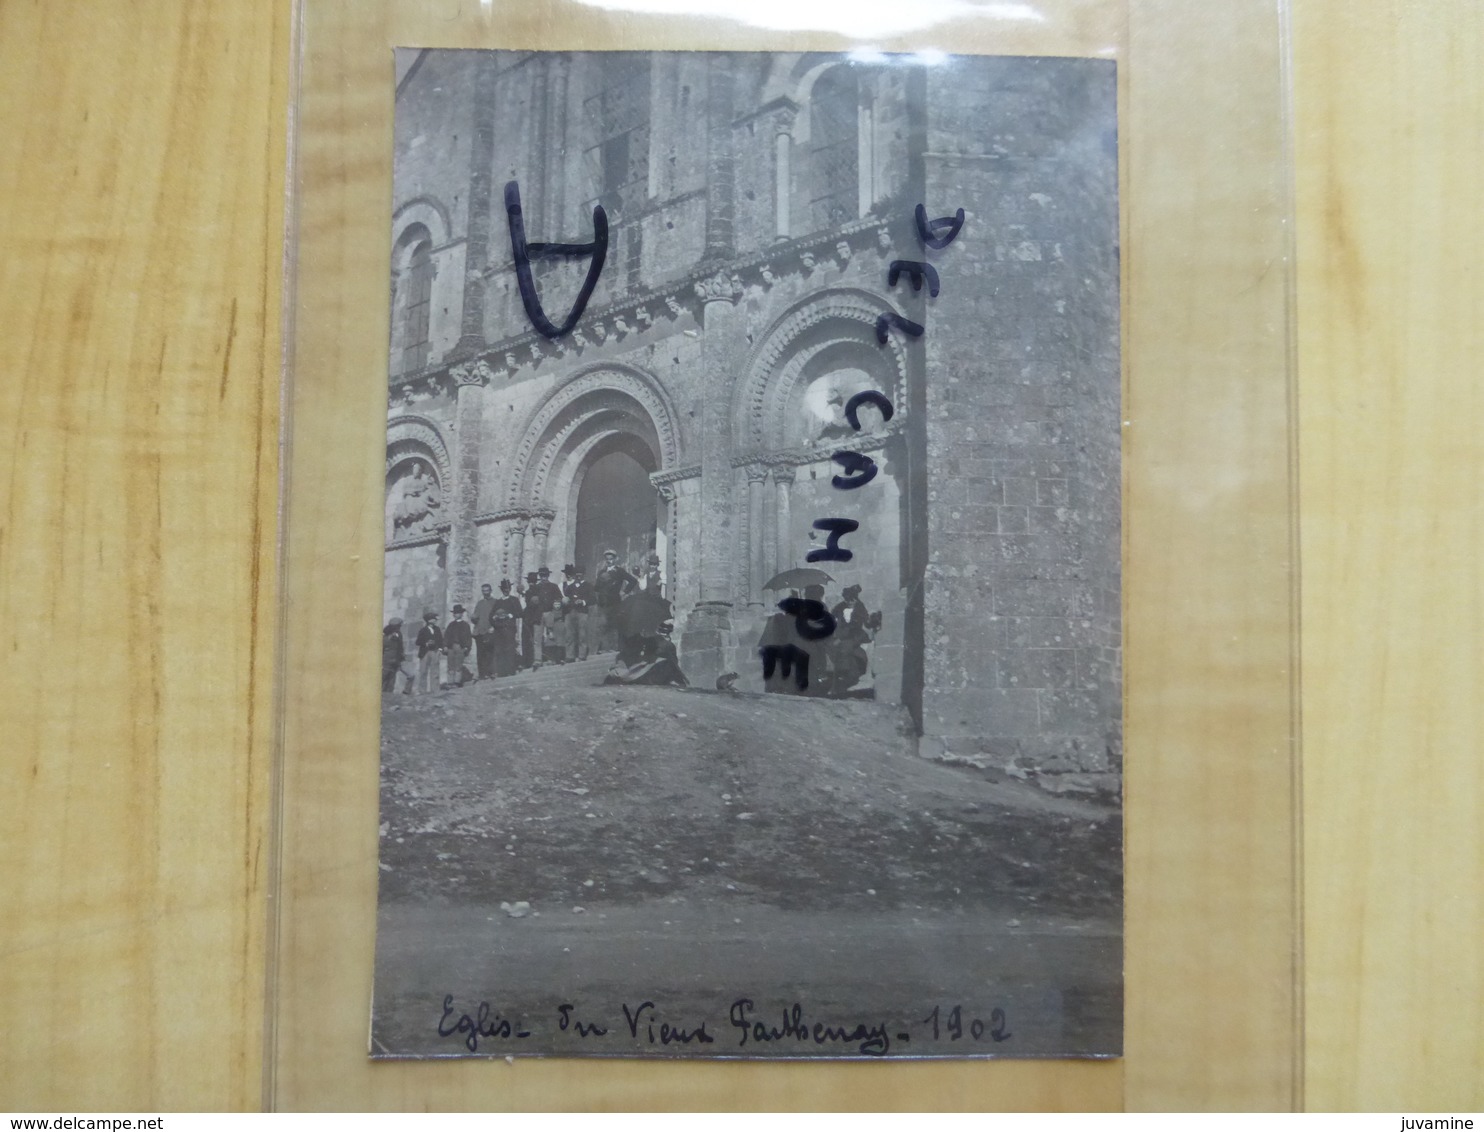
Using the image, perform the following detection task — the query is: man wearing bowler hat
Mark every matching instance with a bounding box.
[531,566,565,665]
[562,565,594,662]
[444,603,473,687]
[414,610,444,694]
[519,571,542,668]
[490,578,522,676]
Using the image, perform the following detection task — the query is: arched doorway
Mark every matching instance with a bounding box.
[571,434,660,578]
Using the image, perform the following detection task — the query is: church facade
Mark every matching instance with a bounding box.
[383,49,1121,779]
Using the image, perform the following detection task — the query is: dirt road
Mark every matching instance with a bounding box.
[373,679,1121,1058]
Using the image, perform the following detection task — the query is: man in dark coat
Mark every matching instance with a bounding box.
[592,548,636,652]
[444,604,473,687]
[531,565,565,665]
[382,618,413,694]
[519,571,541,668]
[562,566,594,662]
[489,578,522,677]
[638,551,664,598]
[414,610,444,694]
[471,583,498,680]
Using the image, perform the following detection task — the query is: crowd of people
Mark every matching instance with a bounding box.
[381,548,686,694]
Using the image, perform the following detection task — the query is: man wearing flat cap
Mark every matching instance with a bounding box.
[444,603,473,687]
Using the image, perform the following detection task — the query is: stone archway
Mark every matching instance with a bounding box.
[730,289,915,704]
[503,364,684,599]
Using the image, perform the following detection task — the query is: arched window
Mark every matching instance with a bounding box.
[401,237,434,374]
[807,67,859,231]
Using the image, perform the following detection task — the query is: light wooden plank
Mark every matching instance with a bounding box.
[1295,0,1484,1111]
[0,0,287,1111]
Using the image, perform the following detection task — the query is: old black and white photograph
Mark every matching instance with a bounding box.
[374,48,1122,1059]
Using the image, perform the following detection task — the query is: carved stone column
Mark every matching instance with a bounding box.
[681,271,744,688]
[746,464,768,604]
[448,359,492,606]
[506,516,530,584]
[703,55,735,263]
[455,56,496,357]
[773,464,796,576]
[653,480,679,600]
[530,513,553,571]
[773,104,797,241]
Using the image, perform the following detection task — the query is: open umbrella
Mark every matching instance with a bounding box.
[762,567,835,591]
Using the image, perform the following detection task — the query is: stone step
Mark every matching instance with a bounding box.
[464,652,619,694]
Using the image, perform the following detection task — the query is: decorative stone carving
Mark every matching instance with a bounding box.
[508,366,684,505]
[452,358,495,387]
[694,270,743,305]
[389,461,444,537]
[835,240,852,267]
[799,250,816,274]
[734,291,911,452]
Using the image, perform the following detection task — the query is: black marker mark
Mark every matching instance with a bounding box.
[557,1003,608,1038]
[807,518,860,564]
[887,260,941,297]
[504,180,608,339]
[875,310,924,346]
[436,996,530,1052]
[777,596,837,641]
[759,644,811,690]
[843,390,895,432]
[915,203,966,250]
[830,449,878,490]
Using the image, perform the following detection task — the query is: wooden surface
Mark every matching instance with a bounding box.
[0,0,1479,1112]
[1294,2,1484,1110]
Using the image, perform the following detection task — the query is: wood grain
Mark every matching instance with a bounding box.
[0,0,287,1112]
[1295,0,1484,1111]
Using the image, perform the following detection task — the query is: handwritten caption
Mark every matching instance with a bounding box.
[437,994,1010,1055]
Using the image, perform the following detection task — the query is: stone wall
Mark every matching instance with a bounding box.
[919,57,1121,776]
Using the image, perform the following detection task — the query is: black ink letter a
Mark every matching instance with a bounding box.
[505,180,608,339]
